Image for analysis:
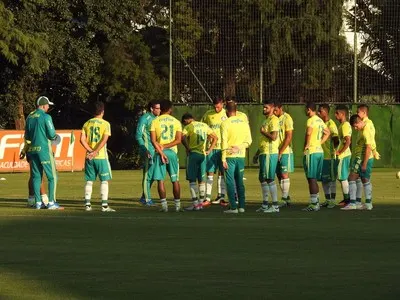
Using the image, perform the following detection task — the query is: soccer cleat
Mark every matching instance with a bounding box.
[278,200,291,208]
[212,195,224,204]
[220,200,229,207]
[327,200,336,209]
[85,205,92,211]
[184,203,203,211]
[341,203,357,210]
[159,205,168,212]
[238,208,245,213]
[355,202,365,210]
[256,206,268,212]
[223,209,238,214]
[145,199,155,206]
[35,202,43,210]
[47,202,63,210]
[338,199,350,206]
[302,204,320,211]
[202,200,211,207]
[364,203,373,210]
[264,206,279,213]
[320,201,329,208]
[139,197,147,205]
[101,206,115,212]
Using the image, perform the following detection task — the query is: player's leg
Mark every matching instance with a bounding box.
[337,156,350,206]
[30,154,44,209]
[139,152,154,206]
[185,152,201,211]
[97,159,114,212]
[321,159,332,206]
[341,157,361,210]
[234,158,246,212]
[165,149,181,212]
[223,158,238,213]
[84,159,95,211]
[153,153,167,212]
[205,150,216,204]
[329,158,337,203]
[257,154,269,212]
[360,158,374,210]
[277,153,293,207]
[28,159,47,206]
[198,154,207,203]
[40,151,61,209]
[302,153,322,211]
[356,178,363,205]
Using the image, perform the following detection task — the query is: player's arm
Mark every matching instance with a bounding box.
[320,126,330,145]
[162,131,182,149]
[252,149,260,164]
[279,130,292,155]
[221,122,228,168]
[362,129,373,171]
[88,134,110,160]
[44,115,57,140]
[80,130,94,153]
[181,134,190,154]
[260,124,277,141]
[205,131,218,155]
[336,135,351,156]
[135,116,147,152]
[304,126,313,152]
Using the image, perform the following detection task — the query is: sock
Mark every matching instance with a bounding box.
[322,182,331,200]
[280,178,290,199]
[363,181,372,203]
[206,176,213,200]
[268,182,278,206]
[174,199,181,210]
[100,181,109,207]
[330,181,336,200]
[199,183,206,200]
[189,182,199,200]
[220,176,226,197]
[261,182,269,206]
[356,178,363,202]
[349,181,356,204]
[84,181,93,205]
[217,176,222,195]
[341,180,349,199]
[310,194,319,205]
[160,198,168,209]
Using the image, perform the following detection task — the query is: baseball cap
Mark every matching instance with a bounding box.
[37,96,54,106]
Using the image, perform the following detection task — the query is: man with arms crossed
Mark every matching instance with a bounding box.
[135,100,161,206]
[181,113,218,211]
[221,101,252,214]
[253,100,280,213]
[302,102,330,211]
[24,96,61,210]
[80,101,115,212]
[150,100,182,212]
[318,104,339,208]
[273,101,294,207]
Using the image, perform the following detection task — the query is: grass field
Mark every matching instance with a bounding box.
[0,168,400,299]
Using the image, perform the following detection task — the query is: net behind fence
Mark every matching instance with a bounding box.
[171,0,399,104]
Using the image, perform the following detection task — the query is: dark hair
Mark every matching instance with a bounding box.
[147,100,160,111]
[357,104,369,113]
[335,104,348,114]
[160,100,173,113]
[225,101,237,113]
[263,99,275,106]
[319,104,330,113]
[225,96,236,103]
[349,114,362,126]
[274,101,283,108]
[94,101,105,116]
[181,113,193,123]
[305,102,317,112]
[212,97,224,105]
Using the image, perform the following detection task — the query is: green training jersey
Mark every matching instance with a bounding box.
[135,112,156,154]
[24,108,56,153]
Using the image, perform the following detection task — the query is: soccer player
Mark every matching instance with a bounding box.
[341,114,377,210]
[150,100,182,212]
[335,105,352,205]
[201,97,228,206]
[318,104,339,208]
[135,100,161,206]
[302,102,330,211]
[273,102,294,207]
[80,101,115,212]
[253,100,280,213]
[221,101,252,214]
[24,96,61,209]
[181,113,218,211]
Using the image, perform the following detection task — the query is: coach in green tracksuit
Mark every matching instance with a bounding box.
[24,96,61,209]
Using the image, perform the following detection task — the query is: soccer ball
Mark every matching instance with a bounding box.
[396,171,400,179]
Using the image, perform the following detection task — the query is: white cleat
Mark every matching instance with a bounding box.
[355,203,365,210]
[238,208,245,213]
[256,206,268,212]
[302,203,320,211]
[101,206,115,212]
[223,209,238,214]
[341,204,357,210]
[85,205,92,211]
[159,205,168,212]
[264,206,279,213]
[365,203,373,210]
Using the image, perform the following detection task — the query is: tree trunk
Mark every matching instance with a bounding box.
[223,69,236,99]
[14,100,25,130]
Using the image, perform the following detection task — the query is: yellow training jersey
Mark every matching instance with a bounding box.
[306,115,327,154]
[363,117,376,136]
[259,115,280,155]
[150,114,182,153]
[221,115,252,161]
[337,121,352,159]
[201,109,227,149]
[354,123,376,159]
[236,110,249,123]
[278,113,294,154]
[322,119,338,159]
[82,117,111,159]
[182,121,213,154]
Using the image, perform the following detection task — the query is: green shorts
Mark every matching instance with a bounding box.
[153,149,180,182]
[276,153,294,176]
[206,149,224,173]
[321,159,338,182]
[85,159,112,181]
[350,157,374,179]
[259,154,279,182]
[337,156,351,181]
[186,152,206,182]
[303,152,323,180]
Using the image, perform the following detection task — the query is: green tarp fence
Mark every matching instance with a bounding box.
[171,104,400,168]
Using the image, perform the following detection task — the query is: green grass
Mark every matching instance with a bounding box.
[0,169,400,299]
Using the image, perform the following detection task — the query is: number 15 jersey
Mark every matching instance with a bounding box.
[82,117,111,159]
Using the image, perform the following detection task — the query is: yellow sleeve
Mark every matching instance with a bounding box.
[285,115,294,131]
[221,121,228,161]
[243,123,252,148]
[343,122,352,137]
[175,119,182,132]
[182,125,188,136]
[206,124,213,135]
[150,118,157,132]
[329,121,338,137]
[82,121,88,134]
[363,126,373,145]
[105,121,111,136]
[270,117,279,132]
[306,118,313,128]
